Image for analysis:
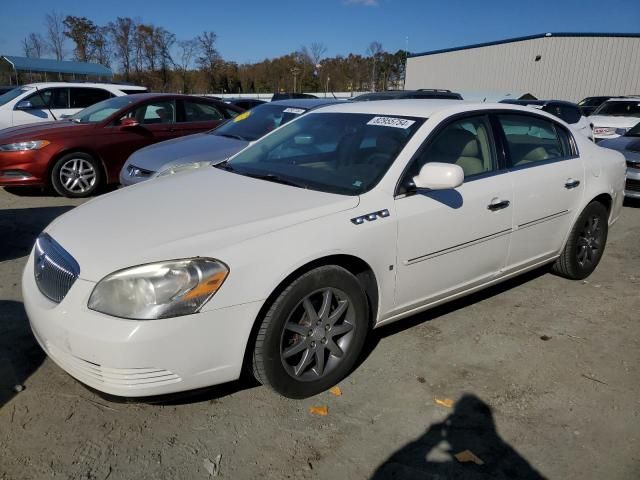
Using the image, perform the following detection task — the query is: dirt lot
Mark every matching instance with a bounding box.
[0,187,639,480]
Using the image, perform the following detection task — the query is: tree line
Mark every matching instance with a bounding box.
[21,12,407,95]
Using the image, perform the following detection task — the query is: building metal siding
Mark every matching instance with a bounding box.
[406,36,640,102]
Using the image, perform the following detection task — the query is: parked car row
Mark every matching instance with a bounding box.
[22,98,626,399]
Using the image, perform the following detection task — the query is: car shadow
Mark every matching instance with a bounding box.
[3,184,118,198]
[0,300,45,409]
[370,393,546,479]
[0,206,74,262]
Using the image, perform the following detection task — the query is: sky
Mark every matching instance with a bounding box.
[0,0,638,64]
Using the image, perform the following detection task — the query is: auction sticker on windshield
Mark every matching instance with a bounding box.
[367,116,416,129]
[283,108,306,115]
[233,111,251,122]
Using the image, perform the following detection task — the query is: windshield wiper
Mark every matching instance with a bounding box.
[244,173,306,189]
[216,133,247,141]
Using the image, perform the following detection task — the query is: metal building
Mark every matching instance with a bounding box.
[0,56,113,85]
[405,33,640,102]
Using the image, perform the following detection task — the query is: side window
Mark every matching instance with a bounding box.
[25,88,69,109]
[498,114,569,167]
[183,100,223,122]
[123,100,176,125]
[409,116,495,180]
[70,88,112,109]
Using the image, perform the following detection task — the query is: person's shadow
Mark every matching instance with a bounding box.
[371,394,546,480]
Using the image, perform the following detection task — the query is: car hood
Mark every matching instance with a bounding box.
[589,115,640,129]
[598,136,639,151]
[126,133,248,172]
[0,120,93,140]
[46,167,359,281]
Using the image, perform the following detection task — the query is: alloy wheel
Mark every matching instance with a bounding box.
[280,288,356,382]
[59,158,97,194]
[576,215,602,267]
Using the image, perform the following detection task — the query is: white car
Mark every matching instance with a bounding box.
[23,100,625,399]
[0,82,147,130]
[590,97,640,141]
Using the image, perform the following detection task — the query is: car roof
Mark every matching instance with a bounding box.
[21,82,146,89]
[501,99,579,107]
[307,99,567,120]
[269,98,345,109]
[605,97,640,102]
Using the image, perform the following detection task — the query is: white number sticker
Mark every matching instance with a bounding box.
[283,108,306,115]
[367,116,415,129]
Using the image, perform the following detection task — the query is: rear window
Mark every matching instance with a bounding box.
[70,88,113,108]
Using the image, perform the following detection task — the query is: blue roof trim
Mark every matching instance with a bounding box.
[408,32,640,58]
[1,55,112,76]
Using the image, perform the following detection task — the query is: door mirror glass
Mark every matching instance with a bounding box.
[15,100,33,110]
[120,117,140,128]
[413,162,464,190]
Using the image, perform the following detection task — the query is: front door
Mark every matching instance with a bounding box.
[12,87,72,125]
[393,115,513,315]
[495,113,586,271]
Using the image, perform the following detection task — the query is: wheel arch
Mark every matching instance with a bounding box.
[46,147,109,188]
[240,254,380,374]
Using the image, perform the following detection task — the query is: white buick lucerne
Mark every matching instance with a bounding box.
[23,100,626,399]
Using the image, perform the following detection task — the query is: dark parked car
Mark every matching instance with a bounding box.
[578,96,618,116]
[271,92,318,101]
[120,98,342,185]
[0,93,242,197]
[352,89,463,101]
[0,86,15,96]
[224,98,267,110]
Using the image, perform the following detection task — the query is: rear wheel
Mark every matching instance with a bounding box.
[552,201,609,280]
[51,152,102,198]
[252,266,369,398]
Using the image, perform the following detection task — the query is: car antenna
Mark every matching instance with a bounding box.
[34,85,58,121]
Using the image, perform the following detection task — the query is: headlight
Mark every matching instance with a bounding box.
[0,140,50,152]
[88,258,228,320]
[154,161,212,178]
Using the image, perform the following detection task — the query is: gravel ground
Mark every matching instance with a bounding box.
[0,187,639,480]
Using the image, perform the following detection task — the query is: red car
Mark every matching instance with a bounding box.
[0,94,242,197]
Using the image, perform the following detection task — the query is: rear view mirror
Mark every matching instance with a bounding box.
[413,162,464,190]
[120,118,140,129]
[15,100,33,110]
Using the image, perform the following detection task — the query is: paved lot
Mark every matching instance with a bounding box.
[0,187,639,480]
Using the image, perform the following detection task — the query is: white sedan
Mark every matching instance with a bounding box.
[23,100,626,399]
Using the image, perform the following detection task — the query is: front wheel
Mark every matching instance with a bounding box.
[252,266,369,399]
[51,152,102,198]
[552,201,609,280]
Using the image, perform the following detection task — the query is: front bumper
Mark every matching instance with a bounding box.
[22,252,263,397]
[0,150,47,187]
[625,167,640,199]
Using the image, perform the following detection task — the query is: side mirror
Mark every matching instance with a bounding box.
[413,162,464,190]
[120,118,140,129]
[15,100,33,110]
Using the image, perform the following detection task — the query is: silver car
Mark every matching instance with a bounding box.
[119,98,342,186]
[599,121,640,199]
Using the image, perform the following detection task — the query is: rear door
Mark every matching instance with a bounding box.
[69,87,113,114]
[177,99,228,136]
[393,114,513,314]
[496,112,585,271]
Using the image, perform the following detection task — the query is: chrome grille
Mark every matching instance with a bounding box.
[34,234,80,303]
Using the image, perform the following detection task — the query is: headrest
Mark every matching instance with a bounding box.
[434,129,479,157]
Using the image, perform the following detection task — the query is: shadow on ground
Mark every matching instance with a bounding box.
[0,206,74,262]
[0,300,45,409]
[371,394,546,480]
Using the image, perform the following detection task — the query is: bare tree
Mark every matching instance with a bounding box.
[307,42,327,66]
[108,17,136,80]
[196,31,221,92]
[92,27,112,67]
[177,39,198,93]
[45,11,66,60]
[366,41,383,91]
[23,33,46,58]
[155,27,175,91]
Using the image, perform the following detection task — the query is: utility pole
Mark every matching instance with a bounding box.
[291,67,300,93]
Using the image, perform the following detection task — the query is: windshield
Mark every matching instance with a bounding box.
[221,112,424,195]
[211,103,308,142]
[593,101,640,118]
[69,95,135,123]
[625,122,640,137]
[0,87,30,107]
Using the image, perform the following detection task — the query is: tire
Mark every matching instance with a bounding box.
[252,265,369,399]
[51,152,102,198]
[552,201,609,280]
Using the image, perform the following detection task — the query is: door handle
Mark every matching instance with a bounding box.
[565,179,581,189]
[487,199,510,211]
